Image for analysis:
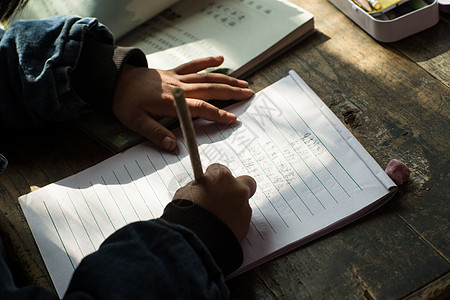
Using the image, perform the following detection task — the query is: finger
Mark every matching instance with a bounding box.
[180,73,248,88]
[186,99,237,124]
[236,175,257,198]
[205,163,233,177]
[174,56,224,75]
[202,163,234,184]
[132,114,177,151]
[184,84,254,101]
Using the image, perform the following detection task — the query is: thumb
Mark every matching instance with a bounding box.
[134,115,177,151]
[236,175,257,198]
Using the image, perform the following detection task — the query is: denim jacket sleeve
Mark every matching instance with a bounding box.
[64,219,230,300]
[0,15,146,130]
[0,218,230,300]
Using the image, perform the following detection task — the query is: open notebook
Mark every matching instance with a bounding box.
[16,0,314,78]
[19,71,397,296]
[17,0,315,153]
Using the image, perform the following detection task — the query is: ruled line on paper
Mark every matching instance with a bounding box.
[67,192,96,252]
[135,161,165,210]
[158,151,183,191]
[250,220,265,240]
[43,201,76,270]
[177,138,196,180]
[250,197,277,235]
[198,141,212,162]
[214,125,290,229]
[279,107,351,199]
[219,123,303,223]
[123,165,156,219]
[241,107,325,214]
[201,128,278,235]
[199,131,233,166]
[242,97,327,210]
[78,187,106,240]
[228,123,311,218]
[280,93,362,192]
[267,111,339,205]
[112,170,141,221]
[101,176,128,224]
[55,196,84,259]
[250,142,303,222]
[146,154,173,199]
[89,181,117,231]
[249,89,357,202]
[258,91,345,204]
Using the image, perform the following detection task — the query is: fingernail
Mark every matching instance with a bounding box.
[226,112,238,123]
[243,88,254,95]
[227,112,237,118]
[220,109,236,118]
[238,79,249,87]
[162,136,176,151]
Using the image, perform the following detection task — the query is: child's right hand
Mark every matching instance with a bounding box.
[173,163,256,241]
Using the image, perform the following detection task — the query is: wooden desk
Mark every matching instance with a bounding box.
[0,0,448,298]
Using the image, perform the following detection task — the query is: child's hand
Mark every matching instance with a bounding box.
[113,56,254,151]
[173,163,256,241]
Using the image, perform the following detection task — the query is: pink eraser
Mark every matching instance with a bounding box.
[385,159,410,185]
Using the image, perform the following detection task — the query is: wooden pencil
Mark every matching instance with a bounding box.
[172,88,204,181]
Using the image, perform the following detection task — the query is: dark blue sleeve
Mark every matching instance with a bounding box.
[0,219,229,300]
[64,219,229,300]
[0,15,114,129]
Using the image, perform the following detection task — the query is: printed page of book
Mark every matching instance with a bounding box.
[14,0,179,39]
[19,71,396,296]
[119,0,314,77]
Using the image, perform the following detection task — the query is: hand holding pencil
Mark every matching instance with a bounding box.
[172,87,257,241]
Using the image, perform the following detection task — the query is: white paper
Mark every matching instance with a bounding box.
[118,0,313,76]
[19,71,396,296]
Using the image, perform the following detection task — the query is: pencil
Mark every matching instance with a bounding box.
[172,88,204,181]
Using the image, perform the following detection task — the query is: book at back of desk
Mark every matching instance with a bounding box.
[19,71,397,297]
[17,0,315,152]
[17,0,315,78]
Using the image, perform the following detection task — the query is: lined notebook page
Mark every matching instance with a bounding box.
[19,71,396,296]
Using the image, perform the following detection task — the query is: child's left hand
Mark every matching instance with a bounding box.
[113,56,254,151]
